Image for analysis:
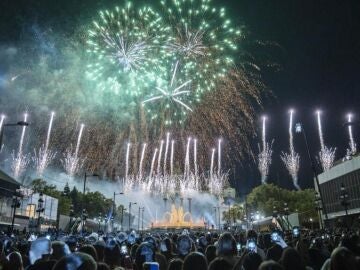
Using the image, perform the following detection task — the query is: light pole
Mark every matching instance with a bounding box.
[113,192,123,231]
[0,120,30,151]
[68,204,74,233]
[120,206,126,231]
[141,207,144,232]
[10,193,21,233]
[82,173,99,234]
[36,193,45,232]
[295,123,328,221]
[314,192,324,229]
[138,206,141,232]
[340,183,350,227]
[128,202,137,231]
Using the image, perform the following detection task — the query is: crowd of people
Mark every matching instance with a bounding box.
[0,227,359,270]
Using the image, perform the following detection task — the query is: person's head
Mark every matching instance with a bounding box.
[97,262,110,270]
[52,252,97,270]
[7,251,23,270]
[135,242,156,270]
[216,232,236,257]
[246,230,258,242]
[330,247,357,270]
[242,252,262,270]
[79,244,98,261]
[267,244,283,262]
[167,258,183,270]
[208,257,232,270]
[205,245,217,263]
[29,237,52,264]
[182,252,208,270]
[104,243,122,267]
[51,241,71,261]
[94,240,106,262]
[163,237,173,253]
[280,247,306,270]
[177,235,193,258]
[258,260,284,270]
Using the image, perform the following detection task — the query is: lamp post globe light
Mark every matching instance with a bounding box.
[36,193,45,232]
[295,122,328,222]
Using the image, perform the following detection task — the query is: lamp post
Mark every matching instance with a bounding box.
[295,123,328,221]
[120,206,126,231]
[68,204,74,233]
[283,203,290,226]
[128,202,137,231]
[213,207,217,229]
[314,192,324,229]
[141,207,144,232]
[113,192,123,231]
[340,183,350,227]
[0,120,30,151]
[138,206,141,232]
[36,193,45,232]
[82,172,99,234]
[10,194,21,233]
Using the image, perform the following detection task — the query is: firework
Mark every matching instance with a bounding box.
[161,0,241,94]
[157,140,164,175]
[138,143,147,180]
[281,110,301,190]
[347,114,357,155]
[170,139,175,176]
[316,111,336,171]
[125,142,131,180]
[32,112,57,176]
[258,116,272,184]
[0,115,5,151]
[12,113,30,178]
[163,132,170,174]
[61,124,85,176]
[86,2,170,96]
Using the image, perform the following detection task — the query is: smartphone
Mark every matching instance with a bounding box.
[160,241,167,252]
[121,244,128,254]
[143,262,159,270]
[247,240,256,252]
[271,232,279,242]
[236,243,241,251]
[292,227,300,237]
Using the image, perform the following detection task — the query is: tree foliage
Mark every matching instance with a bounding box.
[246,184,318,224]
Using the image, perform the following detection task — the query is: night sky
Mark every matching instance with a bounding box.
[1,0,360,194]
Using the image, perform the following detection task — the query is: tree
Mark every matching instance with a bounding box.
[63,183,70,197]
[222,204,245,223]
[246,184,318,225]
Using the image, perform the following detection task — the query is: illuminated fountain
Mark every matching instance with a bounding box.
[152,204,205,229]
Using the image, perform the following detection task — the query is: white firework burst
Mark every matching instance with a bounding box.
[258,142,273,184]
[61,148,85,177]
[281,152,300,190]
[318,146,336,172]
[32,147,57,177]
[11,151,30,179]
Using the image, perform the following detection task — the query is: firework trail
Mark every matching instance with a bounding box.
[61,123,85,176]
[149,148,158,179]
[138,143,147,180]
[281,110,301,190]
[193,138,198,178]
[316,111,336,171]
[184,137,191,179]
[163,132,170,175]
[347,114,357,155]
[217,139,222,176]
[157,140,164,175]
[12,113,30,178]
[170,140,174,176]
[258,116,272,184]
[125,142,131,181]
[33,112,57,176]
[0,115,5,151]
[210,148,215,179]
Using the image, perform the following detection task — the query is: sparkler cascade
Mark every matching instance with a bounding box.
[316,111,336,171]
[280,110,301,190]
[258,116,273,184]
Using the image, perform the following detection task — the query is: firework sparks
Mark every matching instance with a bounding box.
[316,111,336,171]
[258,116,272,184]
[281,110,301,190]
[61,124,85,176]
[347,114,357,155]
[33,112,56,176]
[12,113,29,178]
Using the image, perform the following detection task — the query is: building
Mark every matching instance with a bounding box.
[316,154,360,225]
[0,170,58,231]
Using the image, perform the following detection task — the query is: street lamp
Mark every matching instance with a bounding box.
[0,119,30,151]
[68,204,74,233]
[314,192,324,229]
[82,172,99,234]
[340,183,350,227]
[128,202,137,230]
[36,193,45,232]
[295,122,328,221]
[10,193,22,233]
[113,192,124,231]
